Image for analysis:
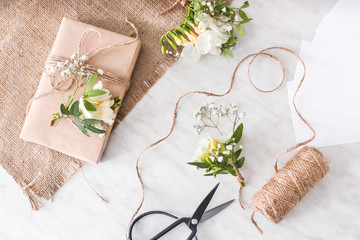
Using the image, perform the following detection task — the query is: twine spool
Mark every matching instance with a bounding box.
[251,146,330,234]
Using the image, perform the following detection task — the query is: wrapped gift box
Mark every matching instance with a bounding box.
[20,17,141,164]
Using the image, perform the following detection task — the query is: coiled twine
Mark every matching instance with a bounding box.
[251,146,329,232]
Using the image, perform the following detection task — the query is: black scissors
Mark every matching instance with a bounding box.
[128,183,234,240]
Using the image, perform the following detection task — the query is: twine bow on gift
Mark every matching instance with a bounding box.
[26,18,139,116]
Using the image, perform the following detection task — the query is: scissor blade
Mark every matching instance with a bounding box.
[200,199,234,223]
[191,183,220,223]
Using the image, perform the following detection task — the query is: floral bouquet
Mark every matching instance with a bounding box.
[47,53,121,137]
[160,0,252,60]
[189,103,246,187]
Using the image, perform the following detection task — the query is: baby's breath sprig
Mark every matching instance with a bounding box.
[161,0,252,60]
[189,103,246,186]
[46,53,121,137]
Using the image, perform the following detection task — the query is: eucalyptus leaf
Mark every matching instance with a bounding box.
[84,100,96,111]
[188,162,211,169]
[74,117,89,137]
[85,124,105,134]
[231,123,243,143]
[82,118,100,124]
[85,73,98,95]
[60,104,70,115]
[70,101,80,117]
[87,89,107,97]
[237,24,245,38]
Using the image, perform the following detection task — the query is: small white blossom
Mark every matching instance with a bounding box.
[97,69,104,75]
[226,145,233,150]
[217,143,221,149]
[80,55,89,61]
[202,1,206,5]
[57,62,64,68]
[209,155,215,161]
[218,156,224,162]
[207,2,211,6]
[222,7,226,12]
[223,150,230,155]
[70,53,77,60]
[209,6,214,12]
[49,64,56,73]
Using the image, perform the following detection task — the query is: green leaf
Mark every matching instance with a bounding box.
[85,73,98,95]
[85,124,105,134]
[240,18,253,24]
[70,101,80,117]
[240,1,250,9]
[60,104,70,116]
[225,37,237,45]
[67,94,74,106]
[237,24,245,38]
[230,28,234,37]
[231,123,244,143]
[204,169,226,176]
[188,162,211,169]
[238,9,249,20]
[233,149,242,160]
[82,118,100,124]
[84,100,97,111]
[235,157,245,168]
[223,48,234,57]
[74,117,89,137]
[87,89,107,97]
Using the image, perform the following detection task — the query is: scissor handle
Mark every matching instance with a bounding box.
[128,211,198,240]
[128,211,178,240]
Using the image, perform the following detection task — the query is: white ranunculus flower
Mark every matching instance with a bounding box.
[79,81,116,125]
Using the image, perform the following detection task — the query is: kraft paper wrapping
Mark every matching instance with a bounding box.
[20,17,141,164]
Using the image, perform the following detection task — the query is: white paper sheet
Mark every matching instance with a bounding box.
[287,37,360,147]
[316,0,360,63]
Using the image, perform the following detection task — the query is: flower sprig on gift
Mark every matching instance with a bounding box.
[160,0,252,61]
[46,53,121,137]
[188,103,246,186]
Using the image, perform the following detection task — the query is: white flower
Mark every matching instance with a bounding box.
[223,150,230,155]
[70,53,77,60]
[235,14,241,22]
[49,64,56,73]
[209,155,215,161]
[218,156,224,162]
[209,6,214,12]
[222,7,226,12]
[97,69,104,75]
[79,81,116,125]
[80,55,89,61]
[202,1,206,5]
[207,2,211,6]
[61,69,70,77]
[226,145,233,150]
[57,62,64,68]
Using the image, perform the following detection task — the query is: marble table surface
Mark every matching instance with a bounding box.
[1,0,359,239]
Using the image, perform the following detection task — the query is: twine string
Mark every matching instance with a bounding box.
[26,18,138,116]
[251,147,330,235]
[126,47,315,239]
[158,0,188,16]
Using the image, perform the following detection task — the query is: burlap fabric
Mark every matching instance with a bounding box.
[0,0,184,209]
